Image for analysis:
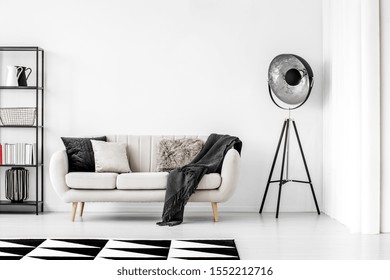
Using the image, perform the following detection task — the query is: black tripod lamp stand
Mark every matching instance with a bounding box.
[259,54,320,218]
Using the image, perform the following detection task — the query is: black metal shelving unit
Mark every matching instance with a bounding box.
[0,46,44,215]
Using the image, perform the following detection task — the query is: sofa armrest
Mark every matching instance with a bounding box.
[49,150,70,200]
[217,148,241,202]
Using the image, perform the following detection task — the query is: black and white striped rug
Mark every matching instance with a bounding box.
[0,239,239,260]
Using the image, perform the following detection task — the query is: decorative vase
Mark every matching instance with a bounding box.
[5,167,29,203]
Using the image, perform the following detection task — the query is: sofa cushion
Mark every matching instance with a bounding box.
[156,138,203,172]
[61,136,107,172]
[116,172,221,190]
[198,173,222,190]
[66,172,118,190]
[117,172,168,190]
[91,140,131,173]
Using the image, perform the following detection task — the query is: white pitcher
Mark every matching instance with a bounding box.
[6,66,23,86]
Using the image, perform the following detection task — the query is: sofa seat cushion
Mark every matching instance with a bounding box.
[198,173,222,190]
[116,172,222,190]
[117,172,168,190]
[66,172,118,190]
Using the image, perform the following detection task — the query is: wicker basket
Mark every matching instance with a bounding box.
[0,107,36,126]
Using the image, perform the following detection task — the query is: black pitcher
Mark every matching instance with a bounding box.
[16,66,32,87]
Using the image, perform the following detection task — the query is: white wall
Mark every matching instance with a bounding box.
[0,0,323,213]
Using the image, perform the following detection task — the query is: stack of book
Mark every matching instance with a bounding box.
[0,143,36,165]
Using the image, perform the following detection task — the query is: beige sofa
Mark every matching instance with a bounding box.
[49,135,241,222]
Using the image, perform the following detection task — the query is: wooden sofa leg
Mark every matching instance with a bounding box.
[80,202,85,217]
[211,202,218,222]
[71,202,78,222]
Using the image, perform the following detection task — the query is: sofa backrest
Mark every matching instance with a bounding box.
[106,135,208,172]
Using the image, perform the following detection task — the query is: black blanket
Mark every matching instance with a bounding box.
[157,134,242,226]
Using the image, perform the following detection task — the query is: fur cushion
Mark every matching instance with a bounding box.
[157,138,203,172]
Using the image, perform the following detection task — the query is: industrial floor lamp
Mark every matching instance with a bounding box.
[259,54,320,218]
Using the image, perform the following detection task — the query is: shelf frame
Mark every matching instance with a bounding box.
[0,164,43,167]
[0,46,44,215]
[0,125,43,128]
[0,46,43,52]
[0,200,43,206]
[0,86,44,90]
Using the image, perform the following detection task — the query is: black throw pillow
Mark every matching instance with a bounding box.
[61,136,106,172]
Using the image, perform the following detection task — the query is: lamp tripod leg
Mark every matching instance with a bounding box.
[292,120,320,215]
[260,120,288,213]
[276,120,290,218]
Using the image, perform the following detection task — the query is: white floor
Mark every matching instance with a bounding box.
[0,211,389,259]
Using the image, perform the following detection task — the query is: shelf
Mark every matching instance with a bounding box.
[0,86,43,90]
[0,46,44,215]
[0,200,43,206]
[0,164,43,167]
[0,46,43,52]
[0,125,43,128]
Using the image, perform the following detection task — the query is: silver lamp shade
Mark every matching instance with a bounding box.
[268,54,313,109]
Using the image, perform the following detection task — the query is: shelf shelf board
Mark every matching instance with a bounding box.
[0,86,43,90]
[0,164,43,167]
[0,125,43,128]
[0,200,43,206]
[0,46,43,52]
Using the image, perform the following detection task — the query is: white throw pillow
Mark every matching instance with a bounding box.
[91,140,131,173]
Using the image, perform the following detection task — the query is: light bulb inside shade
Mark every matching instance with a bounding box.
[284,69,301,86]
